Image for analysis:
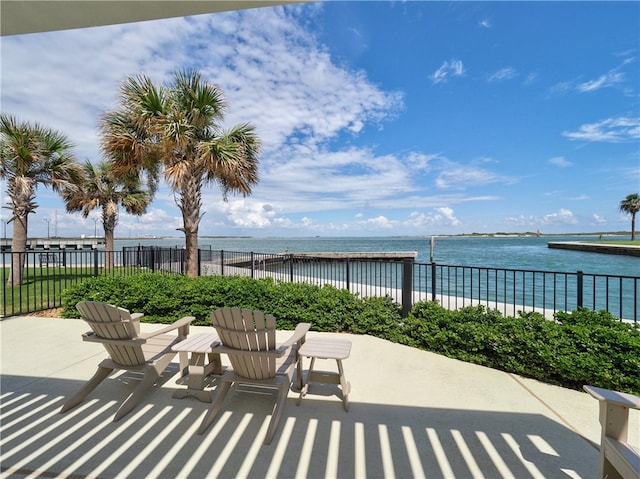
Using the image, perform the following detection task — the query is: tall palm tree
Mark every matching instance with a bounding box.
[619,193,640,241]
[101,70,261,277]
[63,160,151,269]
[0,113,83,286]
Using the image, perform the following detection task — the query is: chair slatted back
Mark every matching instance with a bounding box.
[212,308,277,380]
[76,301,146,366]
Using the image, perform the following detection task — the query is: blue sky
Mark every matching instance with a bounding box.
[1,1,639,238]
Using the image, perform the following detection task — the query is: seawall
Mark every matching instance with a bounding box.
[548,241,640,257]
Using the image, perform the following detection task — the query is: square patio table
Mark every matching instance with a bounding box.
[297,337,352,411]
[171,332,222,402]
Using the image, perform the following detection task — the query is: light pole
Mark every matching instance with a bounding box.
[93,218,99,238]
[44,218,51,238]
[2,219,7,241]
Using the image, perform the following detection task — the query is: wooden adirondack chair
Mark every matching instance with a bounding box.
[197,307,310,444]
[60,301,194,421]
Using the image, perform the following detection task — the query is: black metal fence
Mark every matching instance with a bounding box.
[2,247,639,323]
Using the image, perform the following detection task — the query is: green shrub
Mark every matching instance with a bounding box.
[60,273,403,332]
[61,273,640,394]
[406,302,640,394]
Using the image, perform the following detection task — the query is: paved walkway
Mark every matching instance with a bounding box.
[1,315,637,478]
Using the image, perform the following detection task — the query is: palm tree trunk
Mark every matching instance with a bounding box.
[104,227,116,269]
[180,176,202,278]
[103,206,118,270]
[632,213,636,241]
[184,228,199,277]
[7,214,27,286]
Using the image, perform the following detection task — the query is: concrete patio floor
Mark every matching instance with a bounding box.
[1,315,637,479]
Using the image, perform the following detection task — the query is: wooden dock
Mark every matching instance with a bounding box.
[225,251,417,268]
[290,251,417,261]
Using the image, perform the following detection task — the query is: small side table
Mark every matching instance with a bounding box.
[297,337,352,411]
[172,332,222,402]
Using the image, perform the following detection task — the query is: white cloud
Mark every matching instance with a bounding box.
[359,215,395,229]
[591,214,607,225]
[563,117,640,143]
[541,208,578,225]
[219,198,277,229]
[406,207,461,228]
[435,164,514,190]
[577,71,624,92]
[431,59,465,84]
[405,152,443,172]
[506,208,578,227]
[548,156,572,167]
[487,67,517,83]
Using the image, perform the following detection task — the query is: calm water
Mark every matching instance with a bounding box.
[115,235,639,277]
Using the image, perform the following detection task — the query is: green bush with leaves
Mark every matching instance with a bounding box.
[402,302,640,394]
[60,273,402,335]
[61,273,640,394]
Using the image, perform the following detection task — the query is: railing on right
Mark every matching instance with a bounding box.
[414,262,639,322]
[199,251,639,324]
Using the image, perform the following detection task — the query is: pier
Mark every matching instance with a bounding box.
[0,238,105,252]
[548,241,640,257]
[223,251,417,268]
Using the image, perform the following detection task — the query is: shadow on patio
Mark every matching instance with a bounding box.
[1,374,596,478]
[0,316,605,478]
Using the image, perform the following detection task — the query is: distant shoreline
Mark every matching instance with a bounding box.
[2,232,633,243]
[127,232,634,240]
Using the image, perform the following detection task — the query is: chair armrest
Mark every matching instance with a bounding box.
[279,323,311,349]
[141,316,195,340]
[584,385,640,410]
[212,345,287,358]
[82,331,145,345]
[129,312,143,335]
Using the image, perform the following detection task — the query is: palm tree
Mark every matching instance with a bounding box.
[101,70,261,277]
[63,160,151,269]
[0,113,83,286]
[619,193,640,241]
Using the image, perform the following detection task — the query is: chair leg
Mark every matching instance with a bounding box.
[60,366,113,413]
[198,380,232,435]
[264,380,289,445]
[113,354,176,422]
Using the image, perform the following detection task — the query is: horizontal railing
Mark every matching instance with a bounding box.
[1,249,176,318]
[197,250,638,323]
[2,247,638,324]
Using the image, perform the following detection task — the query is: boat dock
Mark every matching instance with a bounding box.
[225,251,417,268]
[548,241,640,257]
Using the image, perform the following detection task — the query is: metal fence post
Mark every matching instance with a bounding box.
[251,252,255,278]
[431,261,437,302]
[93,248,99,276]
[345,258,350,291]
[577,270,583,309]
[402,258,413,318]
[197,248,201,276]
[289,254,294,282]
[221,250,225,276]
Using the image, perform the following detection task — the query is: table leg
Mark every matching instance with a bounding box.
[337,359,350,411]
[173,352,220,403]
[297,357,316,405]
